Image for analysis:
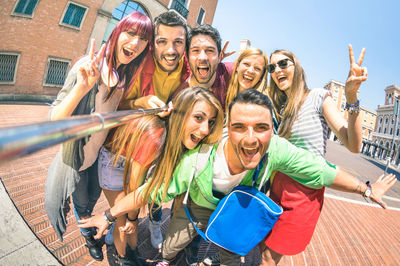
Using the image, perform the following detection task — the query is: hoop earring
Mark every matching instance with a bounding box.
[101,58,119,87]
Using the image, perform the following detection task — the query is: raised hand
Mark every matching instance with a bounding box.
[77,38,106,94]
[220,41,236,61]
[345,44,368,104]
[369,174,397,209]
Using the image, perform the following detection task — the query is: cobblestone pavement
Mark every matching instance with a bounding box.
[0,104,399,265]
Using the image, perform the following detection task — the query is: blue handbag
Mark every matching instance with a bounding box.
[183,148,283,256]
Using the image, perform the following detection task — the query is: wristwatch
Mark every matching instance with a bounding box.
[103,209,116,225]
[363,181,372,198]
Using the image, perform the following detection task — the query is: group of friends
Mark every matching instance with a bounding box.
[44,10,396,266]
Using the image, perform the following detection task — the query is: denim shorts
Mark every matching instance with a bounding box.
[98,146,125,191]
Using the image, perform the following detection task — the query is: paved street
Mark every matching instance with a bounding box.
[0,103,399,265]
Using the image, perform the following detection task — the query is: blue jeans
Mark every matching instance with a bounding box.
[72,159,102,237]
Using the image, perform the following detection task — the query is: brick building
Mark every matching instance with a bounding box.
[0,0,218,98]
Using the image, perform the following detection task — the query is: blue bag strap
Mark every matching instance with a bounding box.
[252,153,268,187]
[182,145,210,242]
[182,165,208,242]
[184,204,208,241]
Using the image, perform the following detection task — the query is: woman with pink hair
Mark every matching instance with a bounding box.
[46,11,153,264]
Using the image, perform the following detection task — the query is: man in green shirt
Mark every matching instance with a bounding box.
[79,90,396,265]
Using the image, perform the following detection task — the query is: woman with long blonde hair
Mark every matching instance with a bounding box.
[141,86,224,206]
[77,87,224,260]
[261,45,368,265]
[225,47,268,110]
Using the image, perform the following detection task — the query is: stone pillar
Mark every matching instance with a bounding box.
[366,143,371,155]
[396,148,400,165]
[361,142,366,153]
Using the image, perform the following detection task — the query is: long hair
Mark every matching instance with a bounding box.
[103,11,153,100]
[109,116,166,194]
[225,48,268,110]
[142,87,224,209]
[268,49,309,139]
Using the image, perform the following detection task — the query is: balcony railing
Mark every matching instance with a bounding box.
[170,0,189,19]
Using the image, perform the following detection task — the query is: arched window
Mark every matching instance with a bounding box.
[113,1,147,20]
[103,1,149,43]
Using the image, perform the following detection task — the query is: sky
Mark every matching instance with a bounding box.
[212,0,400,111]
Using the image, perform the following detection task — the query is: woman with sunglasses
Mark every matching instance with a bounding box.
[46,11,153,262]
[260,45,368,265]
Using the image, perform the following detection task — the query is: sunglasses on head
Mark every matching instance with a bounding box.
[267,58,293,73]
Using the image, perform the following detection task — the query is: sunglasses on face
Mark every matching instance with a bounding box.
[267,58,293,73]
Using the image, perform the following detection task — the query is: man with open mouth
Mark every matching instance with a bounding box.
[172,24,234,111]
[78,89,396,266]
[122,11,191,112]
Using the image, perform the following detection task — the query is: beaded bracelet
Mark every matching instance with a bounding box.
[345,99,360,114]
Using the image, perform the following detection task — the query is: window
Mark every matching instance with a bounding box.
[44,57,70,86]
[112,1,147,20]
[103,1,148,43]
[197,7,205,25]
[60,2,88,29]
[0,52,20,84]
[12,0,39,17]
[170,0,189,18]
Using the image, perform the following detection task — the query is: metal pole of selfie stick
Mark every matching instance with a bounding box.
[0,107,166,163]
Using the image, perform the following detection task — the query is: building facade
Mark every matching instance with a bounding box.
[0,0,218,97]
[361,84,400,165]
[324,79,376,142]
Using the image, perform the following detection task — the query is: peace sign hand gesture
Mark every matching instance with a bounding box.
[77,38,106,95]
[220,41,236,61]
[345,44,368,104]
